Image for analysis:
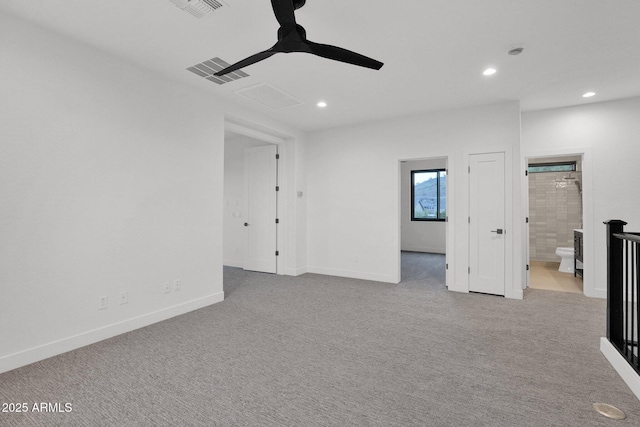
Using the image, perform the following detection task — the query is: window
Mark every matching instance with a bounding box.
[528,161,576,173]
[411,169,446,221]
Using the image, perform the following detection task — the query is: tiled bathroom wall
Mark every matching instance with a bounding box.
[528,160,582,262]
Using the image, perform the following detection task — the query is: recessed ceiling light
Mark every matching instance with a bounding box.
[583,92,596,98]
[483,68,497,76]
[317,101,327,108]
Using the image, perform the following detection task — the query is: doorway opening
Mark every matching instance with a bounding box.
[526,154,585,294]
[223,129,279,274]
[399,157,448,287]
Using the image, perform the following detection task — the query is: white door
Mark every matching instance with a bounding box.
[469,152,505,296]
[244,145,278,273]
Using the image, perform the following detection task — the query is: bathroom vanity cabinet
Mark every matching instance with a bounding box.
[574,229,583,278]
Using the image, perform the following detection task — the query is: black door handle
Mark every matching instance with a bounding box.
[490,229,504,234]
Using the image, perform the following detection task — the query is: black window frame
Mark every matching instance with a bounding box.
[411,168,446,222]
[528,161,577,174]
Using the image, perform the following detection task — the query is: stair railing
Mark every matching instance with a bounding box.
[605,220,640,374]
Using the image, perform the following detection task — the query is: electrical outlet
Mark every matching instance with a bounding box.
[164,282,171,294]
[174,279,181,292]
[119,291,128,305]
[99,296,108,310]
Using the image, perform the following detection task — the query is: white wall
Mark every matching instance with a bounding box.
[522,96,640,298]
[401,158,447,254]
[293,132,308,276]
[306,101,523,297]
[0,13,305,373]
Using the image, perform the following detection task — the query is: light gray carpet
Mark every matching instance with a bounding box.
[400,251,446,285]
[1,267,639,426]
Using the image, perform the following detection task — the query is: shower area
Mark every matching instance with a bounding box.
[528,155,584,293]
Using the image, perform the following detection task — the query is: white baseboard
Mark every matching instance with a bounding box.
[449,282,523,300]
[509,288,524,300]
[282,267,307,276]
[306,266,396,283]
[0,292,224,375]
[586,288,607,299]
[600,337,640,401]
[223,259,243,268]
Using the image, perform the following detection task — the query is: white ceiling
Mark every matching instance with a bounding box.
[2,0,639,132]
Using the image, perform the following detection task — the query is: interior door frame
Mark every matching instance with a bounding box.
[468,151,506,296]
[462,146,518,299]
[524,156,530,289]
[225,119,289,276]
[522,147,594,297]
[395,155,451,287]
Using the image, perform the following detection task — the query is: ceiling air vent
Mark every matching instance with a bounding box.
[236,83,303,110]
[187,57,249,85]
[170,0,227,19]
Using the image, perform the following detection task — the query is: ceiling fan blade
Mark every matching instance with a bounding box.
[306,41,383,70]
[271,0,297,27]
[214,49,277,76]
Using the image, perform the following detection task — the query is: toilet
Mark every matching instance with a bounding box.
[555,247,574,273]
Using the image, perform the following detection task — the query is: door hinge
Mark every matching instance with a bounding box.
[275,218,279,224]
[446,263,448,270]
[275,186,280,192]
[468,166,471,173]
[526,264,530,271]
[275,251,279,256]
[276,154,280,159]
[526,217,529,223]
[525,170,528,176]
[468,267,471,274]
[468,216,471,224]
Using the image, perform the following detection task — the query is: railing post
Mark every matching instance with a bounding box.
[604,219,627,349]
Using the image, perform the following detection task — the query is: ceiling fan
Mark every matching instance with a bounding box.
[214,0,384,76]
